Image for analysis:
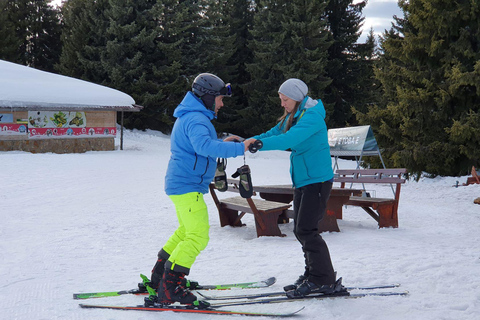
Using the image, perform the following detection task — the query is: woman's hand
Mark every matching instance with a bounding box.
[223,135,243,142]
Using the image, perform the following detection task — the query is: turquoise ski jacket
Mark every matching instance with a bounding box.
[252,96,333,188]
[165,92,244,195]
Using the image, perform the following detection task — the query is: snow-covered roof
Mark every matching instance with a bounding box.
[0,59,142,112]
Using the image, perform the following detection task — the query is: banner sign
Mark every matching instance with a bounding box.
[28,111,86,128]
[26,111,115,139]
[29,127,116,139]
[328,125,379,156]
[0,123,28,135]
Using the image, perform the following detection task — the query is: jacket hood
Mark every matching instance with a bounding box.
[173,91,215,120]
[296,96,326,119]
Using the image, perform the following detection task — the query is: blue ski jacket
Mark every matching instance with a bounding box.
[165,92,244,195]
[252,96,333,188]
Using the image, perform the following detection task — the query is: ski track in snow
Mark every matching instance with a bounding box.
[1,128,479,319]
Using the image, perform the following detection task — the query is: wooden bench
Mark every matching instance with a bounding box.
[464,166,480,186]
[209,179,292,237]
[335,168,407,228]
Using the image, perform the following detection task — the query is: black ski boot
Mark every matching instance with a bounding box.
[150,257,167,290]
[283,267,309,291]
[283,274,308,292]
[138,250,200,293]
[286,277,349,298]
[138,254,168,292]
[158,269,209,308]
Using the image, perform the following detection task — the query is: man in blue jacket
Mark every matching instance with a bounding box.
[149,73,252,307]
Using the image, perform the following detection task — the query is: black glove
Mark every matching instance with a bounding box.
[214,158,228,192]
[231,165,253,198]
[248,140,263,153]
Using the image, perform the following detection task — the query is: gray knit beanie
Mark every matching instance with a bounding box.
[278,78,308,102]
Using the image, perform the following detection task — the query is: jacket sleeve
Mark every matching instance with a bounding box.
[187,120,244,158]
[260,110,325,151]
[252,122,283,140]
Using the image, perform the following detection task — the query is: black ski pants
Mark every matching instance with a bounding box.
[293,181,336,286]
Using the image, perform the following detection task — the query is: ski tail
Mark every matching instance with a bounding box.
[204,291,409,307]
[198,283,403,301]
[79,303,304,317]
[73,289,142,300]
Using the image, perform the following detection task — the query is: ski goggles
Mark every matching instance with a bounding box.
[219,83,232,97]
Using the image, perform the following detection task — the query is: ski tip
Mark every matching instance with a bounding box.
[290,306,305,315]
[264,277,277,287]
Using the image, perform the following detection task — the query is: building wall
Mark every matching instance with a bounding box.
[0,137,115,153]
[0,110,117,153]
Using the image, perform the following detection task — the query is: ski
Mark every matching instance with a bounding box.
[198,283,401,301]
[73,276,276,300]
[79,291,407,316]
[203,290,409,307]
[79,303,304,317]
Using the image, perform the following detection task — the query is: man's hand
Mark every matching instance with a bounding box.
[243,138,257,152]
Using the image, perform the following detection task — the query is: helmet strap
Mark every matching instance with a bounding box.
[201,94,216,111]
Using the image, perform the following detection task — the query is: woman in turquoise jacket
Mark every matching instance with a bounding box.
[247,78,346,298]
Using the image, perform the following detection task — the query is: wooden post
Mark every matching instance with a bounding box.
[120,111,124,150]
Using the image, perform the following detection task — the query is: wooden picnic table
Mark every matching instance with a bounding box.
[252,184,362,232]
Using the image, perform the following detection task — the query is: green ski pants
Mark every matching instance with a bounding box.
[162,192,210,274]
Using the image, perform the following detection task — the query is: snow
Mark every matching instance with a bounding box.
[1,128,479,320]
[0,60,136,109]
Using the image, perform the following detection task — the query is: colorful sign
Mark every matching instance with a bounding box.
[25,111,115,139]
[28,111,86,128]
[0,123,28,135]
[28,127,116,139]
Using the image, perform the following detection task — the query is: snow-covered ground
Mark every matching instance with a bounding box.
[1,129,479,320]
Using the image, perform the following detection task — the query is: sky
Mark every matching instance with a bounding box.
[357,0,404,42]
[50,0,403,43]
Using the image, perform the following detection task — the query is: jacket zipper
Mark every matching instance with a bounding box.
[200,159,209,184]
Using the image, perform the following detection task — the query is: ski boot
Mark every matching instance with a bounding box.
[286,277,349,298]
[139,250,200,293]
[158,269,209,308]
[283,268,309,291]
[283,274,308,292]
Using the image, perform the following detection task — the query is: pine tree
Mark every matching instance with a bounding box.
[0,0,61,71]
[0,1,23,63]
[101,0,192,131]
[324,0,375,128]
[205,0,255,137]
[244,0,331,136]
[58,0,110,83]
[27,1,62,72]
[356,0,480,176]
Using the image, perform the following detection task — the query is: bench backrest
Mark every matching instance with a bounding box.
[335,168,407,200]
[209,178,256,200]
[224,178,254,195]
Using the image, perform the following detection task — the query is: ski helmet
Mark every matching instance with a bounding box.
[192,73,232,110]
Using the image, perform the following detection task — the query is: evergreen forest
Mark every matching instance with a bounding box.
[0,0,479,177]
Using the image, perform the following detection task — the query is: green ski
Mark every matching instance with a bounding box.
[73,276,276,300]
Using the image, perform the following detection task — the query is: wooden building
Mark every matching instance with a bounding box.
[0,60,142,153]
